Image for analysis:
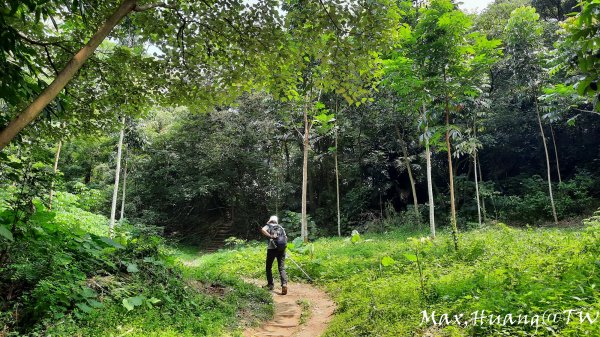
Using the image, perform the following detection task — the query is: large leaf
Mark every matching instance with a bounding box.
[76,302,93,313]
[0,225,13,241]
[127,263,139,273]
[381,256,396,267]
[98,236,124,249]
[122,296,145,311]
[403,253,418,262]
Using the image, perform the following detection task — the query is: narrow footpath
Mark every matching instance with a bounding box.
[243,280,336,337]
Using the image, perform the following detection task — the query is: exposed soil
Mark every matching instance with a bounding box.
[243,280,336,337]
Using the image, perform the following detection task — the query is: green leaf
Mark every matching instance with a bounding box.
[99,237,124,249]
[87,299,104,309]
[148,297,161,304]
[0,226,13,241]
[381,256,396,267]
[127,263,139,273]
[76,302,93,313]
[122,299,134,311]
[403,253,418,262]
[122,296,145,311]
[130,296,144,306]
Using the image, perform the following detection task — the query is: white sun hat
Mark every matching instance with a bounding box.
[267,215,278,224]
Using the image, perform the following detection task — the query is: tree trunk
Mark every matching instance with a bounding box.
[0,0,139,151]
[474,152,482,226]
[301,105,309,242]
[445,101,459,251]
[110,117,126,237]
[335,129,341,237]
[477,154,486,220]
[535,98,558,225]
[284,140,290,183]
[549,124,562,184]
[48,140,62,210]
[120,150,128,222]
[423,104,435,238]
[395,126,419,224]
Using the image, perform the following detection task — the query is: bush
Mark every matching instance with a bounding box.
[0,188,269,336]
[492,172,597,223]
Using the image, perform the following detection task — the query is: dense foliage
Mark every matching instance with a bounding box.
[1,0,600,335]
[0,187,271,335]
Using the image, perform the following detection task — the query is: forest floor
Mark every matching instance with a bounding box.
[242,279,335,337]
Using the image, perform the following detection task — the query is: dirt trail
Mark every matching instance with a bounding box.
[243,280,336,337]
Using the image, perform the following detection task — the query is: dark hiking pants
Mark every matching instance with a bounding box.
[266,248,288,286]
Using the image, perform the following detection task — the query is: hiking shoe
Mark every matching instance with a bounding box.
[281,285,288,295]
[263,284,274,291]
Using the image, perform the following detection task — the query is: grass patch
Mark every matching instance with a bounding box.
[297,299,312,325]
[188,219,600,336]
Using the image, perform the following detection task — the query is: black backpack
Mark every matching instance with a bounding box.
[269,224,287,250]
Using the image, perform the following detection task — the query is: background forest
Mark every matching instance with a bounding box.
[0,0,599,335]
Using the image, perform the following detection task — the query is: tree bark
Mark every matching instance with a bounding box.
[110,117,126,237]
[335,129,341,237]
[445,99,459,251]
[423,104,435,238]
[0,0,139,151]
[48,140,62,210]
[474,152,482,226]
[549,124,562,184]
[535,98,558,225]
[301,103,309,242]
[120,149,128,221]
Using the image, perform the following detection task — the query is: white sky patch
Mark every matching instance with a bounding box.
[458,0,495,13]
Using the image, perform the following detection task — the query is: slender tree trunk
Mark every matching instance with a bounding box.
[110,117,126,237]
[474,152,482,226]
[477,154,486,220]
[335,129,341,237]
[119,150,128,222]
[423,104,435,238]
[396,126,420,223]
[48,140,62,210]
[445,99,459,251]
[535,98,558,225]
[549,124,562,184]
[301,104,309,242]
[0,0,139,151]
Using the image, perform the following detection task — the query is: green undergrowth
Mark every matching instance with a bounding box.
[0,191,272,336]
[189,216,600,336]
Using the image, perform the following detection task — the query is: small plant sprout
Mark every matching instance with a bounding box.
[405,236,433,301]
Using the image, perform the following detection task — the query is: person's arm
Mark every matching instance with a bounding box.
[260,225,276,239]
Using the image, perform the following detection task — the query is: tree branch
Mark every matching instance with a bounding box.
[44,46,59,76]
[15,30,75,55]
[318,0,343,33]
[572,107,600,116]
[133,2,177,12]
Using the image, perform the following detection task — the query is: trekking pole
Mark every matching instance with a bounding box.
[286,251,314,283]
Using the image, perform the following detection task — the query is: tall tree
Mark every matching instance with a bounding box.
[270,0,400,241]
[412,0,500,249]
[504,6,558,224]
[109,117,125,237]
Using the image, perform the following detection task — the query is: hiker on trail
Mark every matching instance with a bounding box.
[260,215,288,295]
